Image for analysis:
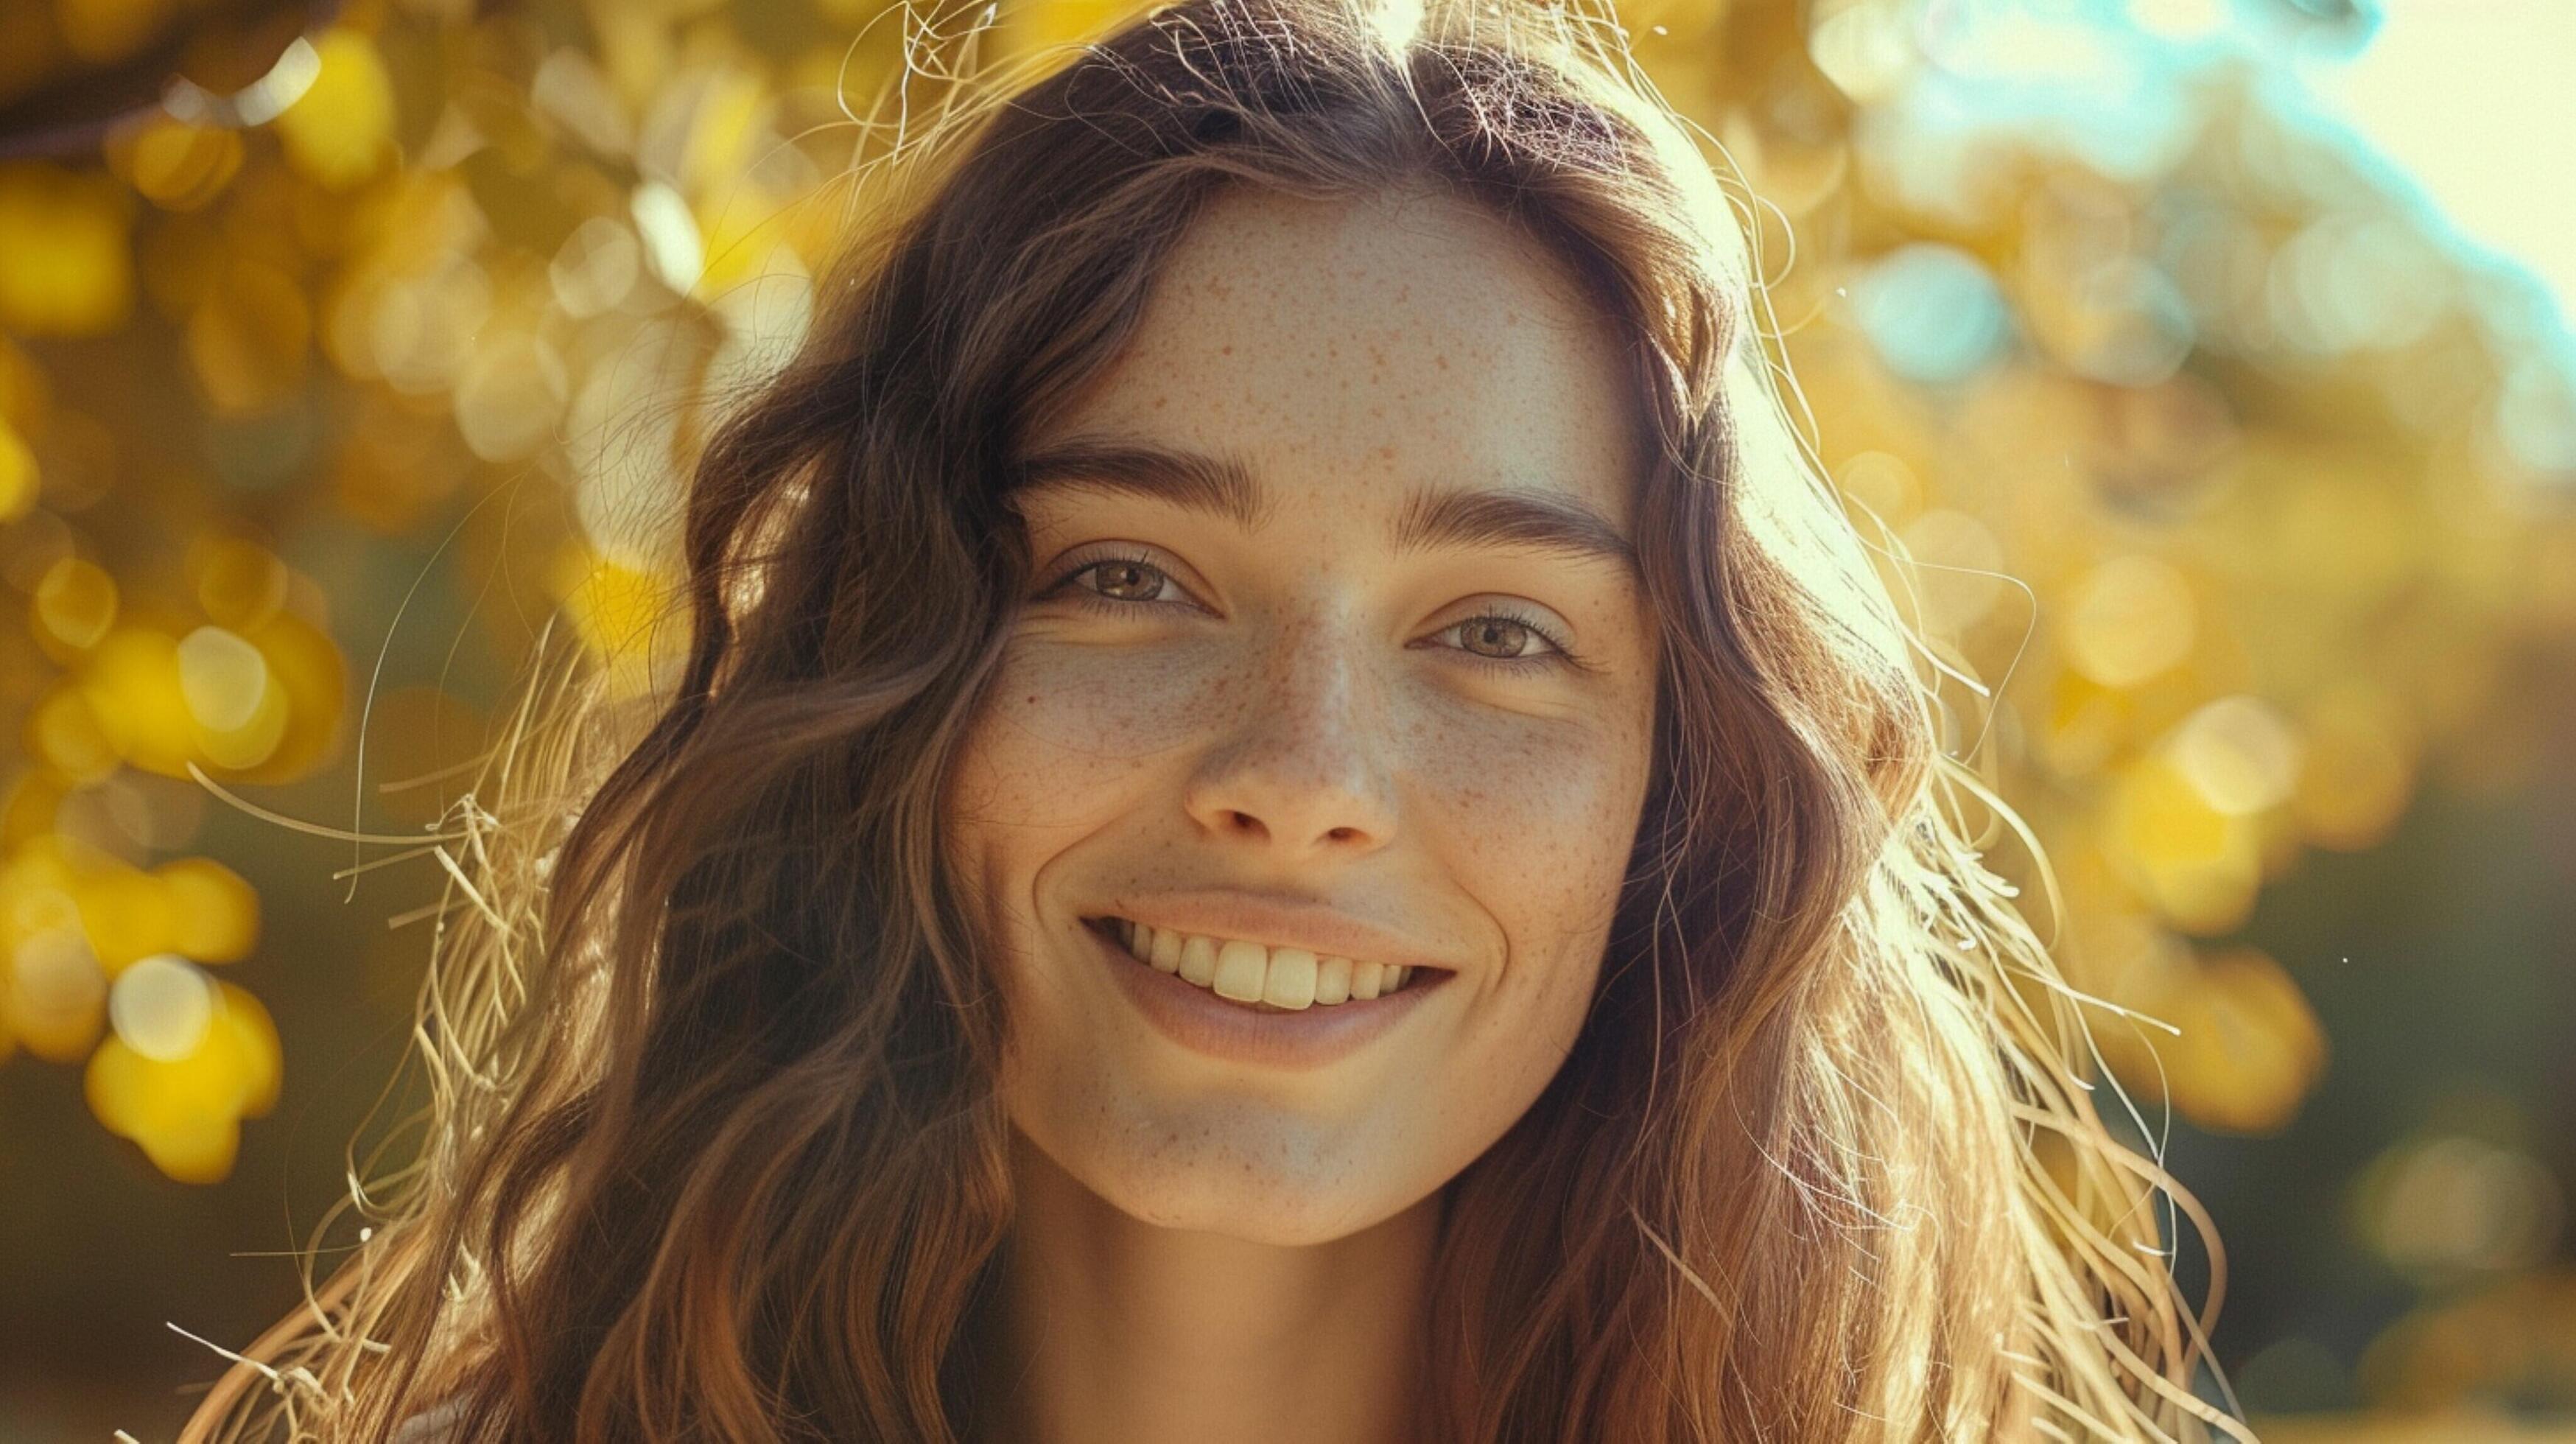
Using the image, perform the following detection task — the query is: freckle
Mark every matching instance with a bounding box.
[1434,354,1449,370]
[1378,444,1395,460]
[1026,695,1039,704]
[1220,344,1233,355]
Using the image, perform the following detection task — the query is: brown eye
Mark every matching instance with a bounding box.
[1434,610,1575,672]
[1085,559,1167,601]
[1456,617,1539,659]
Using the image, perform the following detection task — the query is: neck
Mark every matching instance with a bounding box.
[969,1126,1441,1444]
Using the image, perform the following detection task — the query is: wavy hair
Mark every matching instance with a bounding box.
[184,0,2250,1437]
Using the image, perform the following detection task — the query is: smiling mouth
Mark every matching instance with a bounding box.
[1082,916,1442,1012]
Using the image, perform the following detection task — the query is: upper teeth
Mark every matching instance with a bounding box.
[1110,919,1415,1010]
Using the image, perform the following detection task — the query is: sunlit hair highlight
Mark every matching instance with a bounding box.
[184,0,2251,1437]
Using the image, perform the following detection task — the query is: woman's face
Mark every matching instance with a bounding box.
[943,184,1662,1244]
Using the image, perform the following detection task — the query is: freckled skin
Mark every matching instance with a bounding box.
[941,185,1660,1441]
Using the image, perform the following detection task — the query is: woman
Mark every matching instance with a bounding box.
[184,0,2248,1437]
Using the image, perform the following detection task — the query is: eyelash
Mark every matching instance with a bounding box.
[1035,549,1582,674]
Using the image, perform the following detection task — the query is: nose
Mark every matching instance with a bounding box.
[1181,617,1399,858]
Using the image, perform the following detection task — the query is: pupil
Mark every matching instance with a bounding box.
[1470,620,1522,656]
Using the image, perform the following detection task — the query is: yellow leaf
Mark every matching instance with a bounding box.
[73,863,176,974]
[2163,947,2327,1135]
[83,980,281,1182]
[228,611,348,784]
[77,627,196,777]
[4,926,107,1062]
[116,117,243,211]
[275,29,398,190]
[0,164,133,336]
[154,858,259,964]
[32,555,116,654]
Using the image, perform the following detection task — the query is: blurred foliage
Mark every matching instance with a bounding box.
[0,0,2569,1429]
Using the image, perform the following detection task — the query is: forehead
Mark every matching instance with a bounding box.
[1020,184,1647,537]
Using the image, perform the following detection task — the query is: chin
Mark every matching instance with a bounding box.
[1071,1129,1405,1244]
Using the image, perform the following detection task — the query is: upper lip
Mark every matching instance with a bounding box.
[1092,890,1460,973]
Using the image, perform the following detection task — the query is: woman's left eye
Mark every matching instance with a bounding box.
[1434,613,1573,670]
[1036,553,1577,673]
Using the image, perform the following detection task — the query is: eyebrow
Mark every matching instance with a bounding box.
[1011,436,1640,575]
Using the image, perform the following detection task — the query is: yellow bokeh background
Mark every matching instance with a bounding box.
[0,0,2567,1436]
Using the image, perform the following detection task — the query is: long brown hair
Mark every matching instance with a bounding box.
[185,0,2250,1437]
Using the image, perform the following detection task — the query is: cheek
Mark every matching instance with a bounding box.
[946,637,1209,841]
[1410,693,1652,1127]
[941,636,1232,1012]
[1406,695,1652,967]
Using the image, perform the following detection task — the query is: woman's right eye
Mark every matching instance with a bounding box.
[1038,553,1188,609]
[1073,558,1169,601]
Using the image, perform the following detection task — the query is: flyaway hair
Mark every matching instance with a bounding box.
[183,0,2250,1438]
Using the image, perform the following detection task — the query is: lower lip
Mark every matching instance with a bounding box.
[1085,919,1448,1070]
